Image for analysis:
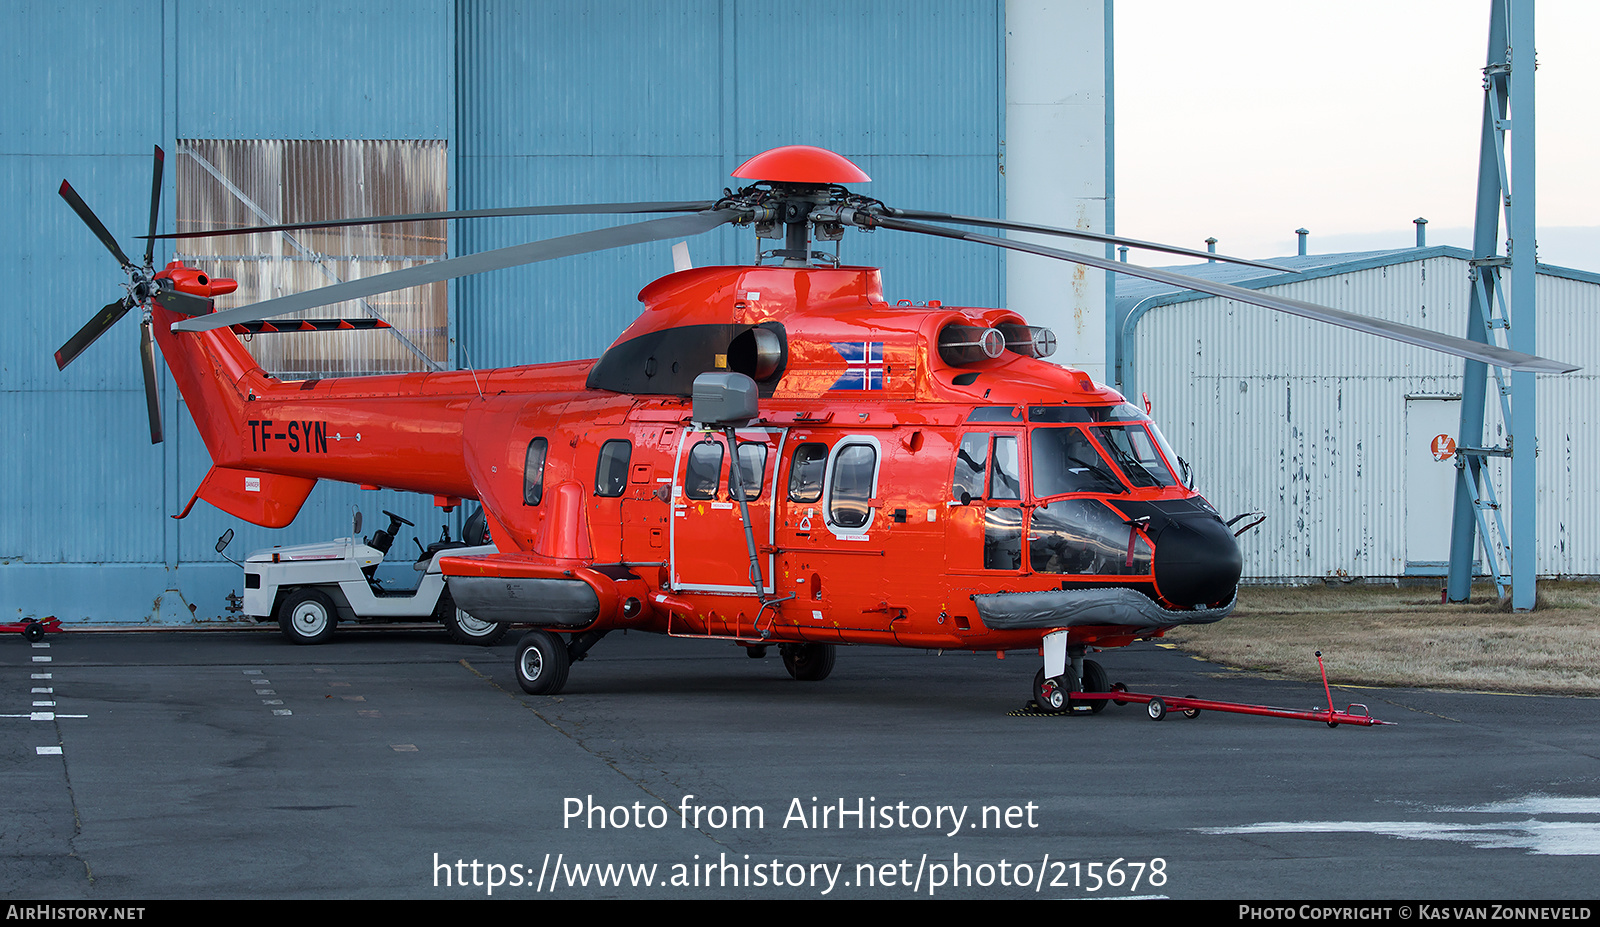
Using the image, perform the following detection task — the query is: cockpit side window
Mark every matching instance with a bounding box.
[1031,427,1125,497]
[952,432,988,504]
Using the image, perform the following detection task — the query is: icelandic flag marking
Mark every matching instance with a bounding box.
[829,341,885,390]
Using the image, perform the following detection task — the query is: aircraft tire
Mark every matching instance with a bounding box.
[1072,659,1109,715]
[779,642,835,681]
[1033,668,1069,713]
[278,588,337,645]
[515,630,569,695]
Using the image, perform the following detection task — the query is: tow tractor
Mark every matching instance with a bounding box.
[223,508,503,646]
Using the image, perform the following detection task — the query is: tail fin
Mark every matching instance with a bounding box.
[151,300,320,527]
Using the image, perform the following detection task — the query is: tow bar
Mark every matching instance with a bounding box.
[1062,651,1395,727]
[5,616,61,643]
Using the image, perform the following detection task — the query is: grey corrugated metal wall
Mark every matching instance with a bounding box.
[1128,253,1599,581]
[4,0,1006,624]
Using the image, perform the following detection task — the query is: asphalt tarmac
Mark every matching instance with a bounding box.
[4,626,1598,900]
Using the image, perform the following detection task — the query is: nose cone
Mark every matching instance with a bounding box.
[1152,514,1242,608]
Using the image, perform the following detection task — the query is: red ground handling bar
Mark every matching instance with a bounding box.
[1070,651,1396,727]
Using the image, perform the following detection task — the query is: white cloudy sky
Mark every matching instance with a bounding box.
[1115,1,1600,270]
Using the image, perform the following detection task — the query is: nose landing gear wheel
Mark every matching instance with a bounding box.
[1069,658,1110,714]
[515,630,570,695]
[1033,667,1075,713]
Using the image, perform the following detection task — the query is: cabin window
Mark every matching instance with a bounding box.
[523,437,548,505]
[827,442,878,529]
[594,440,631,498]
[733,442,768,501]
[685,440,723,500]
[788,443,828,503]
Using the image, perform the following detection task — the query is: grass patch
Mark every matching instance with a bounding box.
[1163,580,1600,696]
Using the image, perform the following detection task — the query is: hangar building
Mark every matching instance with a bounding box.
[1116,244,1599,582]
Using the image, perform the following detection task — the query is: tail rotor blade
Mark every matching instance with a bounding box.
[56,299,133,370]
[59,180,133,269]
[140,320,163,444]
[144,146,164,268]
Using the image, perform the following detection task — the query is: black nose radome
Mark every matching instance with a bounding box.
[1151,514,1242,607]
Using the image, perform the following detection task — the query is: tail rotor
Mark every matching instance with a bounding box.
[56,145,212,444]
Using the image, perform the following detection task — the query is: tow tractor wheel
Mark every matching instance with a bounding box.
[1070,659,1110,714]
[448,608,508,647]
[515,630,570,695]
[779,643,835,681]
[22,620,45,643]
[440,591,507,647]
[278,588,337,645]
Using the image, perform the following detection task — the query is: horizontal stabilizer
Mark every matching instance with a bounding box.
[178,466,317,529]
[229,319,391,334]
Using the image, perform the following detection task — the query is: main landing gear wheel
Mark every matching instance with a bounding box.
[1032,668,1075,713]
[779,643,835,681]
[1070,658,1109,715]
[278,588,336,645]
[515,630,570,695]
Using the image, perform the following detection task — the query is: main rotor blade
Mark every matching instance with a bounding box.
[174,208,740,333]
[149,201,719,241]
[144,146,164,268]
[140,319,163,444]
[59,181,133,269]
[876,216,1579,375]
[886,207,1294,272]
[56,299,133,370]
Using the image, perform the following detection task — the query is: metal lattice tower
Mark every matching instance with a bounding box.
[1446,0,1537,609]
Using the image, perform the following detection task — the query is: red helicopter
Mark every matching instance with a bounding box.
[57,145,1574,709]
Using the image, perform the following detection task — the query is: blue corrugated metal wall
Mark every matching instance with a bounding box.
[4,0,1004,625]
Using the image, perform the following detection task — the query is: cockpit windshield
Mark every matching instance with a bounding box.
[1090,424,1179,488]
[1026,403,1183,498]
